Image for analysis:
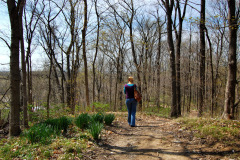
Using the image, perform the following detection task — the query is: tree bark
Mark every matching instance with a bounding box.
[174,0,188,116]
[19,0,28,128]
[82,0,90,107]
[162,0,177,117]
[198,0,205,117]
[92,0,100,106]
[7,0,25,136]
[223,0,238,119]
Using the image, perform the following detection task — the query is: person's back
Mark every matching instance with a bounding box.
[124,76,138,127]
[124,84,135,99]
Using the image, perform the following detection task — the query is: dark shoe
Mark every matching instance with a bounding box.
[130,125,135,127]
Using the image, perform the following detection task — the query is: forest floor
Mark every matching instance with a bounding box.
[83,112,240,160]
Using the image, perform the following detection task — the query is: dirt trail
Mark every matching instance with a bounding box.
[84,113,239,160]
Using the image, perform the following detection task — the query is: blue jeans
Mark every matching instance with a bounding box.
[126,98,137,126]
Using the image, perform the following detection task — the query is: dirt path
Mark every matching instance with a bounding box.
[84,113,239,160]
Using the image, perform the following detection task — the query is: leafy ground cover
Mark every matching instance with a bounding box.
[176,117,240,146]
[0,112,115,159]
[0,111,240,159]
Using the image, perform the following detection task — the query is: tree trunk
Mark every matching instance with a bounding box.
[82,0,90,107]
[205,28,214,117]
[198,0,205,117]
[223,0,238,119]
[156,17,162,109]
[187,22,192,113]
[8,0,24,136]
[92,0,100,107]
[164,0,177,117]
[47,58,52,119]
[20,11,28,128]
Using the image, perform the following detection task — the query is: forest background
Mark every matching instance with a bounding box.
[0,0,239,136]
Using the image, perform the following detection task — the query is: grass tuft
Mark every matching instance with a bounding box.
[88,121,104,140]
[91,112,104,123]
[104,113,115,125]
[75,113,91,130]
[22,123,57,144]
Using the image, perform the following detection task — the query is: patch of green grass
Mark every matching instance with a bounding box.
[89,121,104,140]
[44,116,72,133]
[0,125,90,159]
[144,106,170,118]
[92,102,110,112]
[177,117,240,143]
[75,113,91,130]
[22,123,57,144]
[91,112,104,123]
[104,113,115,125]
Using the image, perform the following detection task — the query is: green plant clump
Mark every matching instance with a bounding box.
[23,123,57,144]
[104,113,115,125]
[44,116,72,133]
[75,113,91,129]
[89,121,104,140]
[91,112,104,123]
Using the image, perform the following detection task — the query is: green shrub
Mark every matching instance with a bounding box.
[44,116,72,133]
[104,114,115,125]
[89,121,104,140]
[75,113,91,130]
[23,123,56,144]
[91,112,104,123]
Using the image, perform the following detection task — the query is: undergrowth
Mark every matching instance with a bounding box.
[177,117,240,144]
[0,112,115,159]
[144,106,171,118]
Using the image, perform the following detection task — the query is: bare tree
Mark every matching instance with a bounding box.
[198,0,205,117]
[161,0,177,117]
[173,0,188,116]
[24,0,44,121]
[82,0,90,107]
[222,0,239,119]
[19,0,27,128]
[106,0,143,111]
[7,0,25,136]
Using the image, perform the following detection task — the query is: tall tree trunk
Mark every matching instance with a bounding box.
[174,0,188,116]
[198,0,205,117]
[223,0,238,119]
[27,52,33,121]
[205,28,214,117]
[8,0,24,136]
[82,0,90,107]
[128,0,142,111]
[187,22,192,113]
[19,1,28,128]
[163,0,177,117]
[92,0,100,107]
[61,52,65,104]
[156,17,162,109]
[47,58,53,119]
[66,53,71,108]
